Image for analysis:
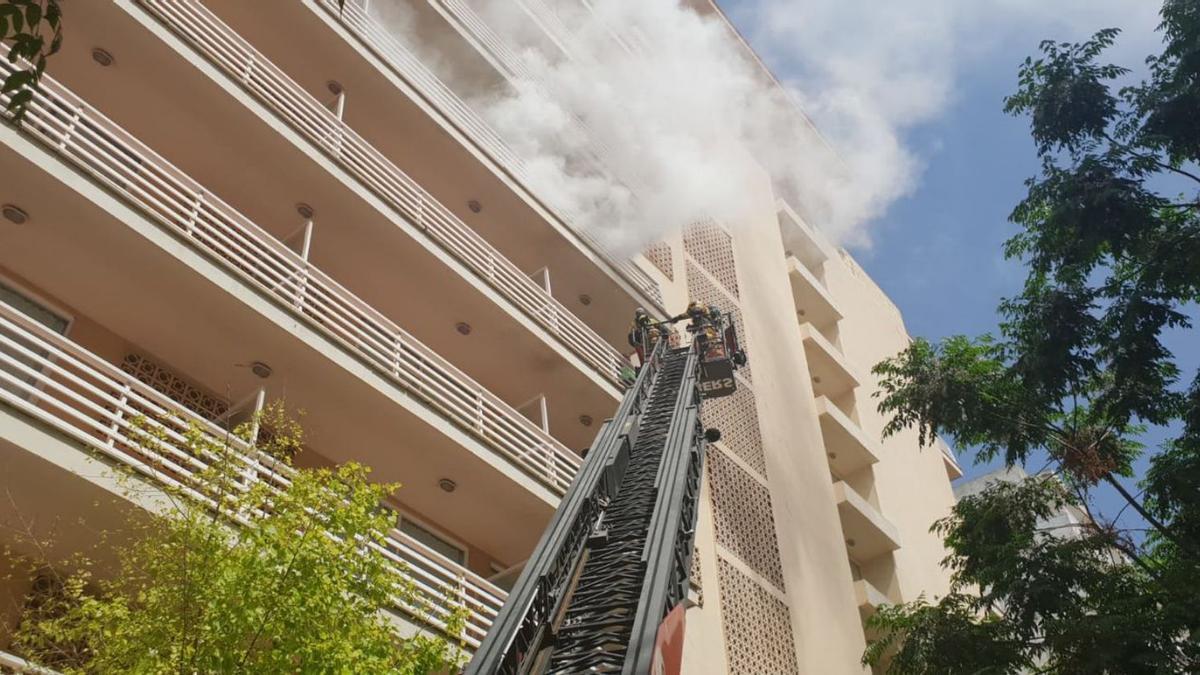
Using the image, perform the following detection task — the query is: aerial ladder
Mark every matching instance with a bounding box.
[465,315,745,675]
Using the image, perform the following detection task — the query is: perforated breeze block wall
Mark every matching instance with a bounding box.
[717,558,800,674]
[121,352,228,420]
[684,228,799,674]
[644,241,674,280]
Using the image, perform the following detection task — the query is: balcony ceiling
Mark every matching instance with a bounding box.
[787,257,842,333]
[38,0,619,452]
[834,482,901,564]
[815,396,880,478]
[0,142,556,565]
[200,0,651,341]
[801,325,861,400]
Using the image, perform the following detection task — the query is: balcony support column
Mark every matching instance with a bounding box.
[279,218,315,312]
[516,393,550,435]
[331,92,346,159]
[106,382,132,449]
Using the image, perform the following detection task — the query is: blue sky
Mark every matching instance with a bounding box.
[720,1,1194,526]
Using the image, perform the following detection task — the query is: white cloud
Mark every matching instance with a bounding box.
[733,0,1163,243]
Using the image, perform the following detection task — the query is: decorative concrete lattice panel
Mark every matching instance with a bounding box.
[121,353,228,421]
[684,220,739,299]
[643,241,674,280]
[702,381,766,477]
[708,447,784,588]
[685,261,751,383]
[718,557,799,675]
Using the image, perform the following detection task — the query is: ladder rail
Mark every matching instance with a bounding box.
[466,340,670,674]
[624,347,704,673]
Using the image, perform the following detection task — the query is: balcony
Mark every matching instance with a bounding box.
[175,0,664,323]
[937,437,964,480]
[787,256,842,334]
[815,396,880,478]
[0,303,506,647]
[854,578,889,619]
[777,200,833,279]
[18,5,631,442]
[1,58,581,490]
[800,324,861,399]
[833,481,901,564]
[132,0,634,386]
[0,59,588,564]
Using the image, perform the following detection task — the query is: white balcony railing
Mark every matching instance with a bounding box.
[0,51,581,495]
[304,0,664,308]
[0,303,506,647]
[0,650,60,674]
[135,0,629,385]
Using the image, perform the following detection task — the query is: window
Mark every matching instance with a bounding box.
[399,516,467,566]
[0,280,70,401]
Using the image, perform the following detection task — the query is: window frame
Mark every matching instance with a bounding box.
[396,511,469,567]
[0,274,75,402]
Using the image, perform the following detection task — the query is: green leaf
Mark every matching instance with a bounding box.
[7,88,33,111]
[5,4,24,34]
[24,1,40,28]
[1,69,32,93]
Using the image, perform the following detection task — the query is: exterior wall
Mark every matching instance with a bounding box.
[0,555,34,650]
[652,157,958,670]
[727,163,868,673]
[0,0,962,670]
[823,251,958,602]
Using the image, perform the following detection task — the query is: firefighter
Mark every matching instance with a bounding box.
[669,300,709,328]
[672,301,720,341]
[627,307,654,366]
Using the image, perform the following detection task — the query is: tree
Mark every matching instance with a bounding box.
[3,405,466,674]
[862,1,1200,672]
[0,0,61,122]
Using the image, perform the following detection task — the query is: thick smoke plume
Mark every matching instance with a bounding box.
[471,0,857,255]
[374,0,1161,256]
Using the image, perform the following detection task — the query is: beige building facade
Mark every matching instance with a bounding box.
[0,1,960,672]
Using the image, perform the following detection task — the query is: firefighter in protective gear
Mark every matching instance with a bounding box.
[669,300,711,328]
[627,307,660,367]
[671,301,720,345]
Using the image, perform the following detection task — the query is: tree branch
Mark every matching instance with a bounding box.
[1102,474,1195,557]
[237,518,314,670]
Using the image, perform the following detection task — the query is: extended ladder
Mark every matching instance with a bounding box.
[466,337,711,674]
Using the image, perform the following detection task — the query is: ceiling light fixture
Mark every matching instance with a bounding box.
[455,322,472,336]
[295,202,315,219]
[91,48,114,67]
[578,414,593,427]
[467,200,482,214]
[326,80,344,96]
[1,204,29,224]
[578,294,592,306]
[250,361,273,379]
[438,478,457,493]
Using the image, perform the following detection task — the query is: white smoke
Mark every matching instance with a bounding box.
[471,0,857,255]
[372,0,1162,255]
